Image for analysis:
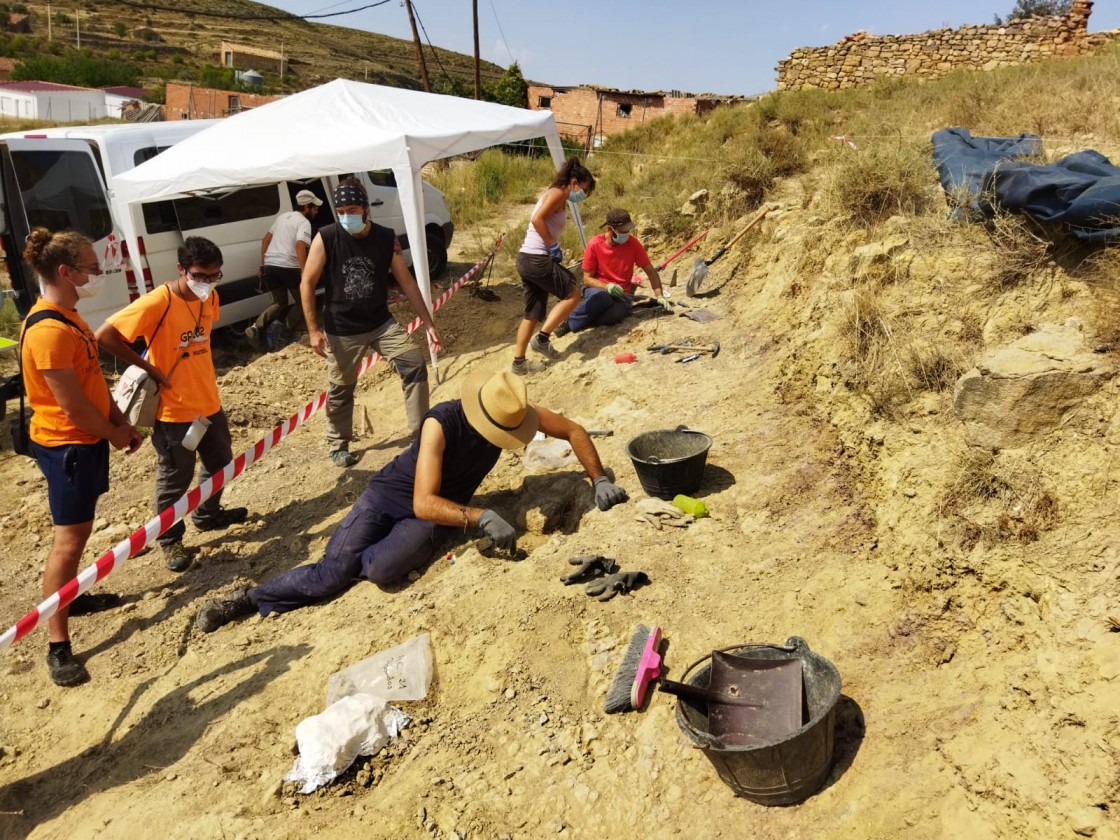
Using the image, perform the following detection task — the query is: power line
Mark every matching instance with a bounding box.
[487,0,514,64]
[409,0,454,88]
[105,0,394,22]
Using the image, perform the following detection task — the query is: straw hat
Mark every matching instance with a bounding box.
[461,370,539,450]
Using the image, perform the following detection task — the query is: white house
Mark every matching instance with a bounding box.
[0,80,108,122]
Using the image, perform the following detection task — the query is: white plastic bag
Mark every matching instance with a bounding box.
[326,632,433,706]
[521,432,577,471]
[284,693,411,794]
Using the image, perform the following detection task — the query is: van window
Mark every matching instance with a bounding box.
[10,149,112,240]
[140,185,280,234]
[133,146,280,233]
[367,170,396,187]
[173,186,280,230]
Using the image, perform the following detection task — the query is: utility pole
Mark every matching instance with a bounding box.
[75,9,79,49]
[47,2,51,41]
[472,0,481,99]
[403,0,430,92]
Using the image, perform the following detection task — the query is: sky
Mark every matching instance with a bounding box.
[264,0,1120,96]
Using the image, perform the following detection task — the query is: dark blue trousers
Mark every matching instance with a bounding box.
[567,287,632,332]
[252,489,447,615]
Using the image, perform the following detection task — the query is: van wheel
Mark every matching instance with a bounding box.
[426,228,448,279]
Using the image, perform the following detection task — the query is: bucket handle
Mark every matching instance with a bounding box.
[677,637,808,686]
[674,424,708,436]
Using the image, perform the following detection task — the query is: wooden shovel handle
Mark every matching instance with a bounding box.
[721,204,773,253]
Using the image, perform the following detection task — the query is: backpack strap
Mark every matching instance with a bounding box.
[15,308,87,451]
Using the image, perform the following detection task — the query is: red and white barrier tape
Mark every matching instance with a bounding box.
[0,238,503,650]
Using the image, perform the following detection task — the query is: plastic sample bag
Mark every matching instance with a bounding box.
[326,632,434,706]
[284,693,411,793]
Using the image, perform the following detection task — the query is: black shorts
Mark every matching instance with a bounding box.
[516,251,577,322]
[31,439,110,526]
[262,265,302,294]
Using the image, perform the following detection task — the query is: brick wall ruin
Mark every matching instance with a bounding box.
[776,0,1118,91]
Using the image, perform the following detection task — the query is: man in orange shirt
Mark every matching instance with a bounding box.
[97,237,248,573]
[20,228,142,686]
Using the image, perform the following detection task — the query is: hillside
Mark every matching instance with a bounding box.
[4,44,1120,840]
[15,0,508,93]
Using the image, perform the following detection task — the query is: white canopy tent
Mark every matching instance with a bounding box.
[111,78,581,315]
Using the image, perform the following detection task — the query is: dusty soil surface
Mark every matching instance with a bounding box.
[1,191,1119,840]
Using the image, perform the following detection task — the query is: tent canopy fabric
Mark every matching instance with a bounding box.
[111,79,572,307]
[932,126,1120,242]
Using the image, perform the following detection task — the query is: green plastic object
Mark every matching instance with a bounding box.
[672,494,708,518]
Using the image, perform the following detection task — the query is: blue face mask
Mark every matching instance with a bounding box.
[569,189,586,204]
[612,232,630,244]
[339,213,365,235]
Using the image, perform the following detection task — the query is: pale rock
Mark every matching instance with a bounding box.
[954,322,1113,449]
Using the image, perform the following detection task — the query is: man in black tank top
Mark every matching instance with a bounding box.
[194,371,629,629]
[300,178,444,467]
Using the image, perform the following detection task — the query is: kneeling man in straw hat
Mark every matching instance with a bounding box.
[195,371,628,631]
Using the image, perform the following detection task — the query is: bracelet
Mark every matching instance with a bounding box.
[460,506,470,529]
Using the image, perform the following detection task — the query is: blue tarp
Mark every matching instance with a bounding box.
[932,127,1120,242]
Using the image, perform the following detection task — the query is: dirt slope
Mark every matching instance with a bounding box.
[1,182,1119,840]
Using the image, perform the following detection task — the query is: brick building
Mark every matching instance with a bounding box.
[219,42,287,76]
[163,81,283,120]
[527,84,750,148]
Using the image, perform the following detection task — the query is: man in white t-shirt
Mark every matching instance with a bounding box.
[246,189,323,347]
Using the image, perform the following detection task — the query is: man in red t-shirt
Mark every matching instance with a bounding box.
[564,208,669,334]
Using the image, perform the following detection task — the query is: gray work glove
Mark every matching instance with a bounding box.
[585,570,649,601]
[560,555,618,585]
[592,476,628,511]
[478,509,517,553]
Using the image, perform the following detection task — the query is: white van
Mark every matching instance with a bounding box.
[0,120,455,332]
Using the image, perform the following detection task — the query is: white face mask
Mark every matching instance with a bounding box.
[186,279,213,301]
[73,273,104,299]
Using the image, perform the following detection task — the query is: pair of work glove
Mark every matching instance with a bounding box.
[635,497,695,530]
[559,555,650,601]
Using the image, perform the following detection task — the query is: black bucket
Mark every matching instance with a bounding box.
[626,426,712,499]
[674,637,841,806]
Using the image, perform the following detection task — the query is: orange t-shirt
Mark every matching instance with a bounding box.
[107,283,221,423]
[21,300,110,447]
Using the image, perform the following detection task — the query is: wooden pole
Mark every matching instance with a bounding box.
[404,0,430,92]
[472,0,480,99]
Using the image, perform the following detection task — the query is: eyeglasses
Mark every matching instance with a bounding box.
[184,268,223,284]
[70,263,103,276]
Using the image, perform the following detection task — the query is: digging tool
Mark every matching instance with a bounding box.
[656,229,710,271]
[686,204,774,297]
[647,341,720,358]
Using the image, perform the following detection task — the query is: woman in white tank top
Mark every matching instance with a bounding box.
[511,157,596,374]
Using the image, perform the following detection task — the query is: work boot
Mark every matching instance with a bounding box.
[69,592,122,616]
[553,320,572,338]
[46,643,89,687]
[194,507,249,531]
[529,334,560,359]
[162,542,194,573]
[195,587,255,633]
[244,323,263,347]
[331,448,359,467]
